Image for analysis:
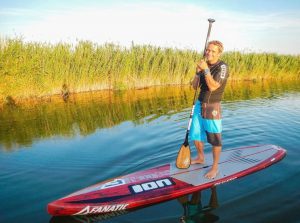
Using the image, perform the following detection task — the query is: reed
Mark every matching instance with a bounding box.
[222,51,300,80]
[0,38,299,101]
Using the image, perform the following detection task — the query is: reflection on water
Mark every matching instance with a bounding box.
[0,80,299,151]
[178,187,219,223]
[50,187,220,223]
[0,87,189,150]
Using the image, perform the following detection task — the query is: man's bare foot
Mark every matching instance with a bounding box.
[205,168,219,179]
[191,157,205,165]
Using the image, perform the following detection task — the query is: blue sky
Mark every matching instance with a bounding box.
[1,0,299,54]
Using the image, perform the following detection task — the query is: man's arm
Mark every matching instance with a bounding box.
[204,71,221,91]
[196,59,226,92]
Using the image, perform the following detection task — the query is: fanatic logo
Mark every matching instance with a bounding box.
[73,204,129,215]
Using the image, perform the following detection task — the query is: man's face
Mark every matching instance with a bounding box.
[205,44,221,63]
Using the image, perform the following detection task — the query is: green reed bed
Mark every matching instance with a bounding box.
[222,51,300,80]
[0,38,299,102]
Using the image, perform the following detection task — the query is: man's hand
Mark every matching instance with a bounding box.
[196,59,209,72]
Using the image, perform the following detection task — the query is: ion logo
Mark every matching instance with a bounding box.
[129,178,175,194]
[220,64,227,79]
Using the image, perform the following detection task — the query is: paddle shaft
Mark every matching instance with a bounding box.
[183,18,215,146]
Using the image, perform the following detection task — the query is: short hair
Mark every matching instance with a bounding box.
[208,40,224,53]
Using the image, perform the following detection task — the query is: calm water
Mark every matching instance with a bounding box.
[1,81,300,223]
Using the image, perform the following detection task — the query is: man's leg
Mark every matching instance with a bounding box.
[202,102,222,179]
[191,140,205,164]
[205,145,221,179]
[190,100,206,165]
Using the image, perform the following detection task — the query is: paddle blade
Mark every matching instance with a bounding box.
[176,144,191,169]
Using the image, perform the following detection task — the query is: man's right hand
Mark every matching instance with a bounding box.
[196,59,209,72]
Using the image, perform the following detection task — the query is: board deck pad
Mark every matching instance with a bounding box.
[47,144,286,216]
[171,145,276,185]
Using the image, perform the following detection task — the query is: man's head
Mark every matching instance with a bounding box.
[205,40,224,64]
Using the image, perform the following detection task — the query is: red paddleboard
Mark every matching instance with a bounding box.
[47,144,286,216]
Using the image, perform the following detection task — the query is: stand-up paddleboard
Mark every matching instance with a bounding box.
[48,144,286,216]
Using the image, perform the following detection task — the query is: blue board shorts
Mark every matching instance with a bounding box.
[190,100,222,146]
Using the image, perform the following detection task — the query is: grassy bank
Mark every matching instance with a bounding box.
[0,38,299,101]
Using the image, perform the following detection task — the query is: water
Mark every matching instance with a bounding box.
[1,81,300,223]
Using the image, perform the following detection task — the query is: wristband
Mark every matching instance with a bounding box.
[204,68,210,76]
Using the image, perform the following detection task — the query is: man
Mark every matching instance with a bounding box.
[190,40,229,179]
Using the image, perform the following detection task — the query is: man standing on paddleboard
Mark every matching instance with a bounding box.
[190,40,229,179]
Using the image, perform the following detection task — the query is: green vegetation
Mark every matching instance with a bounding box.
[222,51,300,80]
[0,38,299,102]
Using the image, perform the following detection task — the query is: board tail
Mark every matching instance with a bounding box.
[176,144,191,169]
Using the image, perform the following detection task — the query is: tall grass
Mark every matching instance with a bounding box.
[0,38,299,101]
[222,51,300,80]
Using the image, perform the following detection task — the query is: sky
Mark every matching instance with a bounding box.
[0,0,300,55]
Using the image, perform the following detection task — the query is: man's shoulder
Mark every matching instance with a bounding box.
[218,60,228,68]
[218,60,229,79]
[213,61,229,73]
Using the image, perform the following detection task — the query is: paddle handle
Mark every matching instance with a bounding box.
[203,19,215,57]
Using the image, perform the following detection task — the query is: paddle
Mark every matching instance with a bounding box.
[176,18,215,169]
